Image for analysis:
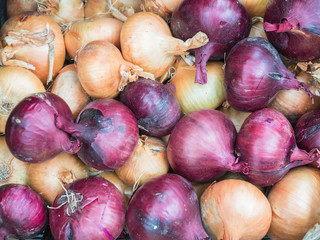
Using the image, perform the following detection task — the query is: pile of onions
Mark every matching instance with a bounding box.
[126,173,210,240]
[27,152,89,204]
[5,92,81,163]
[116,135,169,186]
[141,0,184,20]
[200,179,271,240]
[120,12,209,80]
[0,66,45,133]
[0,136,29,186]
[64,17,123,59]
[76,40,154,99]
[167,109,248,183]
[120,78,181,136]
[219,105,251,132]
[170,0,251,84]
[236,108,317,186]
[6,0,37,18]
[51,64,90,119]
[0,184,47,239]
[56,98,139,171]
[239,0,269,17]
[267,167,320,240]
[263,0,320,62]
[49,177,126,240]
[224,37,313,112]
[170,59,225,114]
[0,12,66,84]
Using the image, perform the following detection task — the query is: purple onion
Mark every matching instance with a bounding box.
[120,78,181,137]
[263,0,320,62]
[5,92,81,163]
[0,184,47,239]
[56,98,139,170]
[126,173,210,240]
[171,0,251,84]
[167,109,248,183]
[224,37,313,112]
[236,108,317,186]
[49,177,126,240]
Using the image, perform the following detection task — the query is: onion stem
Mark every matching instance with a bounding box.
[264,20,293,33]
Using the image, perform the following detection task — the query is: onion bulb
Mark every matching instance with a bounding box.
[64,17,123,59]
[120,12,209,80]
[76,40,154,99]
[27,152,89,204]
[239,0,269,17]
[51,64,90,119]
[115,135,169,187]
[0,12,65,84]
[201,179,272,240]
[0,66,45,134]
[141,0,184,20]
[268,167,320,240]
[249,17,267,39]
[219,105,251,133]
[170,59,225,114]
[0,136,29,186]
[6,0,37,18]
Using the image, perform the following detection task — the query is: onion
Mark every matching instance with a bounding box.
[0,136,29,186]
[171,0,251,84]
[51,64,90,119]
[218,105,251,133]
[0,184,47,239]
[249,17,267,39]
[0,12,65,84]
[64,17,123,59]
[120,78,181,136]
[267,166,320,240]
[239,0,269,17]
[55,98,139,171]
[76,40,154,99]
[27,152,89,204]
[6,0,38,18]
[141,0,184,20]
[224,37,313,112]
[236,108,318,187]
[115,135,169,186]
[0,66,45,134]
[170,59,225,114]
[167,109,248,183]
[263,0,320,62]
[49,177,126,240]
[126,173,210,240]
[120,12,209,80]
[5,92,82,163]
[200,179,272,240]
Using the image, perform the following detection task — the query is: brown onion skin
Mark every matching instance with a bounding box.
[6,0,37,18]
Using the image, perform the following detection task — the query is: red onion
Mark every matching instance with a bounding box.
[167,109,248,183]
[263,0,320,62]
[0,184,47,239]
[170,0,251,84]
[5,92,81,163]
[236,108,318,187]
[120,78,181,137]
[224,37,313,112]
[126,173,210,240]
[55,98,139,170]
[49,177,126,240]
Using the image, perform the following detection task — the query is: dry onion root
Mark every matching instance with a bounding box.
[141,0,184,20]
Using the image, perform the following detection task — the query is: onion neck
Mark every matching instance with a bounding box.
[194,42,216,84]
[289,147,316,166]
[263,20,293,33]
[278,75,314,100]
[55,114,87,139]
[228,157,249,175]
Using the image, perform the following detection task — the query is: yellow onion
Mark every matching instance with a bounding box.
[120,12,208,80]
[201,179,272,240]
[6,0,38,18]
[218,105,251,132]
[0,66,45,133]
[115,135,169,187]
[268,167,320,240]
[141,0,184,20]
[170,59,225,114]
[249,17,267,39]
[0,136,29,186]
[64,17,123,59]
[239,0,269,17]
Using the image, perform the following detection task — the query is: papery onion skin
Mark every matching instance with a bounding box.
[120,78,181,137]
[224,37,312,112]
[171,0,251,84]
[141,0,184,20]
[267,167,320,240]
[0,184,47,240]
[249,18,267,39]
[263,0,320,62]
[200,179,272,240]
[5,92,81,163]
[49,177,126,240]
[6,0,37,18]
[126,173,210,240]
[240,0,269,17]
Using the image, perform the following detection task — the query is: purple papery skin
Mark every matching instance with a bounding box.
[264,0,320,61]
[126,174,209,240]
